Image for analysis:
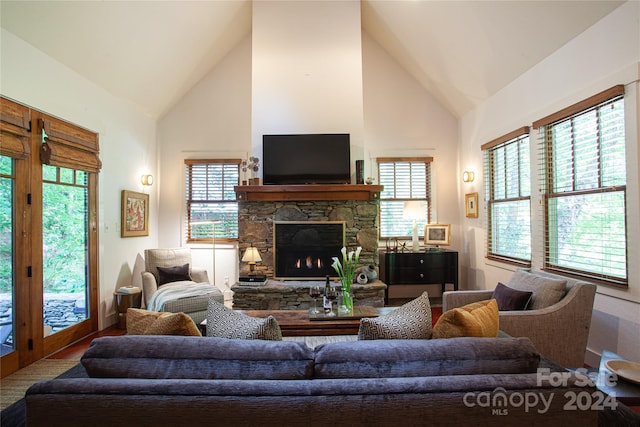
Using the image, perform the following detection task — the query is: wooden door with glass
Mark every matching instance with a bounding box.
[0,97,99,376]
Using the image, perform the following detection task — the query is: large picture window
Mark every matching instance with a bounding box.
[482,127,531,265]
[377,157,432,239]
[185,159,240,243]
[534,85,627,286]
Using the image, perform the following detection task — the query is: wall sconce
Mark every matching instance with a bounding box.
[462,171,475,183]
[141,174,154,186]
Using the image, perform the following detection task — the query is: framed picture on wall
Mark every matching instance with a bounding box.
[121,190,149,237]
[465,192,478,218]
[424,224,451,246]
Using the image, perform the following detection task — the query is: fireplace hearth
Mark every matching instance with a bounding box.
[274,221,345,279]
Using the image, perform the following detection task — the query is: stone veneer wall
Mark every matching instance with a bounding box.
[231,280,386,310]
[238,199,380,278]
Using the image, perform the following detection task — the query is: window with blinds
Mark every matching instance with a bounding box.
[377,157,432,239]
[185,159,241,242]
[534,85,627,286]
[482,127,531,265]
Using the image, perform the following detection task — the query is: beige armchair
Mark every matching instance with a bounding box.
[142,248,224,323]
[443,269,596,368]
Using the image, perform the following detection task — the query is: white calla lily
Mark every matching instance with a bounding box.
[331,246,363,300]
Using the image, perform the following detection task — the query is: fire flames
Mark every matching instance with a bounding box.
[295,257,324,270]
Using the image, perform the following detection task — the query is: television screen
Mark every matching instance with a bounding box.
[262,134,351,185]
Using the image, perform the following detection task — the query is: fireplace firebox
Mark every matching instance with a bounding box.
[273,221,345,279]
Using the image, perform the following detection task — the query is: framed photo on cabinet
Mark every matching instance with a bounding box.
[424,224,451,246]
[465,192,478,218]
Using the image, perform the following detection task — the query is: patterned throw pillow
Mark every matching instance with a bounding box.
[357,292,432,340]
[206,298,282,340]
[126,308,201,336]
[431,299,499,339]
[156,263,192,286]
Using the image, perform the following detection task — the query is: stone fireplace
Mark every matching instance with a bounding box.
[236,184,382,279]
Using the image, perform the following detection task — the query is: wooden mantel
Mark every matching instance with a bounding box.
[234,184,383,202]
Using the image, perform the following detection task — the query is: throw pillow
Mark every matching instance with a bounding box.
[126,308,201,336]
[492,282,533,311]
[431,299,499,339]
[156,263,192,286]
[357,291,432,340]
[206,298,282,340]
[506,269,566,310]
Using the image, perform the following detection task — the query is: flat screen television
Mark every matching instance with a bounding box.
[262,134,351,185]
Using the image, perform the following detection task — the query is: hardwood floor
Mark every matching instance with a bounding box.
[47,326,125,360]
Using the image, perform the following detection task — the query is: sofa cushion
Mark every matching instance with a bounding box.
[81,335,314,379]
[357,292,431,340]
[492,282,533,311]
[431,299,498,339]
[507,269,566,310]
[126,308,201,336]
[206,298,282,340]
[314,336,540,378]
[156,263,192,286]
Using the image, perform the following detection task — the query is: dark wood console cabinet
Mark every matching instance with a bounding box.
[380,250,458,303]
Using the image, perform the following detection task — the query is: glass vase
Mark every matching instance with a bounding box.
[340,288,354,313]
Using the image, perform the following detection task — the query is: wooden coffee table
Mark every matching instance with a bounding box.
[200,306,395,337]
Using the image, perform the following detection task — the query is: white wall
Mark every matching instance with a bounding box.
[156,35,253,288]
[459,1,640,363]
[251,0,365,169]
[1,29,159,330]
[362,31,459,297]
[156,8,459,296]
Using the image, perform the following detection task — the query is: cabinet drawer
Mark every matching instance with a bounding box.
[387,253,448,269]
[387,266,449,284]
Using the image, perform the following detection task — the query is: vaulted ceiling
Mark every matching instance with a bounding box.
[1,1,624,119]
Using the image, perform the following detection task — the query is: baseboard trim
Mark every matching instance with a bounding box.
[585,347,601,368]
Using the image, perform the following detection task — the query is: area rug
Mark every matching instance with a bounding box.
[432,306,442,325]
[0,361,86,427]
[1,359,79,411]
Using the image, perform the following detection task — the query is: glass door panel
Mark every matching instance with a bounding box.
[42,165,89,335]
[0,156,14,355]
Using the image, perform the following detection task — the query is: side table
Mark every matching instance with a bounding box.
[114,287,142,329]
[598,349,640,407]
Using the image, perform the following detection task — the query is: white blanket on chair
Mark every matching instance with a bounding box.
[147,281,217,312]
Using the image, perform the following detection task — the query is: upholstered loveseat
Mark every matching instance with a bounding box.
[25,335,597,426]
[443,268,597,368]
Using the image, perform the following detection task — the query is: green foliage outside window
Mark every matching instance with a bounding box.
[42,166,89,293]
[0,156,13,293]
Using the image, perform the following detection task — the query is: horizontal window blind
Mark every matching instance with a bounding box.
[377,157,432,238]
[185,159,240,242]
[0,97,31,160]
[40,117,101,173]
[483,128,531,265]
[536,86,627,286]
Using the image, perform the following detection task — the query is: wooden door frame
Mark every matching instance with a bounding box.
[0,101,99,377]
